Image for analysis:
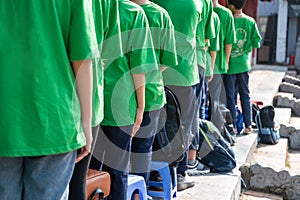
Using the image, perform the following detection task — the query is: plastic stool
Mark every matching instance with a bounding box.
[127,174,147,200]
[148,161,177,200]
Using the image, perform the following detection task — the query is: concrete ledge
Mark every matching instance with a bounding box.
[252,138,288,172]
[240,190,283,200]
[274,107,292,125]
[235,132,258,168]
[176,173,241,200]
[250,66,287,105]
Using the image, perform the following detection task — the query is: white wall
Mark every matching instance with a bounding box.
[276,0,288,63]
[258,0,279,17]
[287,17,298,57]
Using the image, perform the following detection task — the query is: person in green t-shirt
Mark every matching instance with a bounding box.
[205,11,221,81]
[187,0,215,173]
[90,1,157,199]
[0,0,98,199]
[209,0,236,133]
[129,1,177,199]
[224,0,262,134]
[152,0,202,191]
[69,0,123,199]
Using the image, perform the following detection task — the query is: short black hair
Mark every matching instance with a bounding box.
[227,0,247,9]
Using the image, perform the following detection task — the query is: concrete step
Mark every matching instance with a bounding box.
[239,190,283,200]
[176,172,241,200]
[289,116,300,129]
[251,138,288,172]
[287,150,300,176]
[249,65,287,106]
[274,107,292,125]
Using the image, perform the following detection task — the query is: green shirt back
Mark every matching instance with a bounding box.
[141,2,177,111]
[196,0,215,68]
[153,0,202,86]
[227,14,262,74]
[101,0,157,126]
[92,0,122,126]
[205,11,220,77]
[213,5,235,74]
[0,0,98,156]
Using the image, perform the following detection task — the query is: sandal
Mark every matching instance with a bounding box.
[243,126,253,134]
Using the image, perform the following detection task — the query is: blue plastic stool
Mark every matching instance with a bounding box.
[127,174,147,200]
[148,161,177,200]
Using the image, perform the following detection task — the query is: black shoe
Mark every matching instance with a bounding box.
[176,174,195,191]
[187,160,199,169]
[186,162,210,176]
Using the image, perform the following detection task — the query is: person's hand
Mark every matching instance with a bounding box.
[208,75,214,83]
[226,63,229,71]
[131,107,144,137]
[75,121,93,163]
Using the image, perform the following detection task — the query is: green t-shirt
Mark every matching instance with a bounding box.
[92,0,122,126]
[196,0,215,68]
[205,11,220,77]
[213,5,236,75]
[0,0,98,157]
[141,2,177,112]
[227,14,262,74]
[100,0,157,126]
[153,0,202,86]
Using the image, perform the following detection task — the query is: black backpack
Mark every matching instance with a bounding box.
[152,87,186,164]
[252,104,280,145]
[197,120,236,173]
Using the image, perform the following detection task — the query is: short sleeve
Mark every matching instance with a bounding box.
[251,21,262,49]
[205,2,215,40]
[224,12,236,45]
[128,11,158,74]
[209,13,220,52]
[69,0,99,61]
[159,14,178,68]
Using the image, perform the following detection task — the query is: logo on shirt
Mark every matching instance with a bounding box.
[231,28,247,58]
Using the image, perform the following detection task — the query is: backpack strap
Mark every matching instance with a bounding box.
[199,122,214,150]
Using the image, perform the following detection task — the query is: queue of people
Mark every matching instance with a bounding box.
[0,0,261,200]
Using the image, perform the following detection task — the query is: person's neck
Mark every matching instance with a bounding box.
[212,0,220,7]
[233,10,243,17]
[131,0,150,5]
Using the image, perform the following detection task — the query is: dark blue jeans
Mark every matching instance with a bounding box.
[69,125,99,200]
[223,72,252,127]
[131,109,160,186]
[91,125,133,200]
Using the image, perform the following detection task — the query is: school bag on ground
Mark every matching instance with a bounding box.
[252,104,280,145]
[152,87,186,165]
[197,120,236,173]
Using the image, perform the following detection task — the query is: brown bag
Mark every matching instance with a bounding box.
[86,169,111,200]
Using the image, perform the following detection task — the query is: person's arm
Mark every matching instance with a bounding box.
[225,44,232,70]
[131,73,145,137]
[204,38,209,45]
[209,50,217,82]
[72,60,93,163]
